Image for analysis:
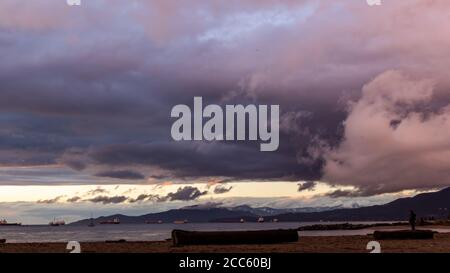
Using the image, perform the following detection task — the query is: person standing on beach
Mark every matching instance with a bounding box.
[409,210,417,231]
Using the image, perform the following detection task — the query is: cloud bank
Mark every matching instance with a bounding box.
[0,0,449,196]
[323,71,450,195]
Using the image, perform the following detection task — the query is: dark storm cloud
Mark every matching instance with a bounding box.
[86,195,128,204]
[66,196,81,203]
[62,160,86,171]
[85,188,109,196]
[37,196,65,204]
[162,186,208,202]
[324,189,374,198]
[1,0,450,195]
[57,149,90,171]
[325,190,356,198]
[89,142,322,181]
[297,181,316,192]
[183,202,224,209]
[213,185,233,194]
[128,194,157,203]
[85,186,208,203]
[95,170,145,180]
[0,0,342,185]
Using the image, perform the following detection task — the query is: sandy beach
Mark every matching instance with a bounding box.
[1,232,450,253]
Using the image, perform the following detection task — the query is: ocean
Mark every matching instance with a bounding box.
[2,221,443,243]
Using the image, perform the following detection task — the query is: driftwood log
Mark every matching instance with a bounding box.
[373,230,435,240]
[172,229,298,246]
[105,239,127,243]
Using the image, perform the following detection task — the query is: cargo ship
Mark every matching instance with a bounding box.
[99,217,120,224]
[0,219,21,226]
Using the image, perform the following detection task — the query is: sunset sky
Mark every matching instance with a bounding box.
[0,0,449,223]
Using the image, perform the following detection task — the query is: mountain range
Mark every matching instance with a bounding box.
[183,204,342,216]
[70,187,450,225]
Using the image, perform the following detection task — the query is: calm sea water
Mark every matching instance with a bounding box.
[1,222,448,243]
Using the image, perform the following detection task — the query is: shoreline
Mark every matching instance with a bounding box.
[1,223,449,247]
[1,233,450,253]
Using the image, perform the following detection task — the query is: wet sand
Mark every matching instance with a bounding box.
[1,233,450,253]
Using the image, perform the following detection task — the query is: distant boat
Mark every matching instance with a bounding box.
[272,218,279,223]
[240,218,245,223]
[173,220,188,224]
[0,219,21,226]
[49,218,65,226]
[257,217,265,223]
[99,217,120,225]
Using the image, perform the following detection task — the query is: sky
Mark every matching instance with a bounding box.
[0,0,449,223]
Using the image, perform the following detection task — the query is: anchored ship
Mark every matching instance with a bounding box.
[0,219,21,226]
[49,218,65,226]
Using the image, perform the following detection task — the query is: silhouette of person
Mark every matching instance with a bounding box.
[409,210,416,231]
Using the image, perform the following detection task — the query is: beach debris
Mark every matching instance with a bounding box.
[373,230,435,240]
[105,239,127,243]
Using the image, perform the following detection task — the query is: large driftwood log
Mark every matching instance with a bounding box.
[373,230,435,240]
[172,229,298,246]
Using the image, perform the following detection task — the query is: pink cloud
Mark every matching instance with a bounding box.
[323,71,450,194]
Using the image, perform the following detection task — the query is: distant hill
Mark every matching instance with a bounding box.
[70,187,450,225]
[183,204,341,216]
[70,208,257,225]
[258,187,450,222]
[227,204,342,216]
